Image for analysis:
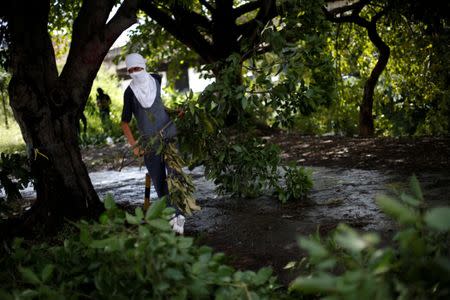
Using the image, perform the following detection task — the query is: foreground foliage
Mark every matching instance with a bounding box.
[0,196,282,299]
[290,176,450,299]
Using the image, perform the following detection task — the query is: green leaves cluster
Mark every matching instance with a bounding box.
[204,136,282,198]
[0,196,281,299]
[172,76,314,201]
[277,165,313,203]
[289,176,450,299]
[163,141,200,214]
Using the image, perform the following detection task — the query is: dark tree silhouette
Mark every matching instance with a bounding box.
[1,0,139,237]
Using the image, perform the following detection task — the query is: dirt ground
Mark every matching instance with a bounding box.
[79,133,450,286]
[82,133,450,174]
[268,133,450,173]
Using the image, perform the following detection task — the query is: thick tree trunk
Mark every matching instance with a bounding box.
[359,20,390,137]
[1,0,138,239]
[6,2,103,236]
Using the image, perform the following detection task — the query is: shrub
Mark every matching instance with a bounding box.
[0,196,284,299]
[289,176,450,299]
[277,165,313,203]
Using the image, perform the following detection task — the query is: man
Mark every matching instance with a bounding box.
[120,53,185,234]
[96,87,112,132]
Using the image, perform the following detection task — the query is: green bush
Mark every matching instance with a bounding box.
[0,196,283,299]
[289,176,450,299]
[277,165,313,203]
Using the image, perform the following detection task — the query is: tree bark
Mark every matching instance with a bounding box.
[6,1,99,236]
[4,0,138,237]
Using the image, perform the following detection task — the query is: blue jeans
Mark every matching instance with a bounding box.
[144,151,181,215]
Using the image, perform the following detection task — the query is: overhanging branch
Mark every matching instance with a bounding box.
[233,0,262,19]
[139,1,215,62]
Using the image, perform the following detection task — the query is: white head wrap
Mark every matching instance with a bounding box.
[125,53,157,108]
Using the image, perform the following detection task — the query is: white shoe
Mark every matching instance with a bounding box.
[169,214,185,235]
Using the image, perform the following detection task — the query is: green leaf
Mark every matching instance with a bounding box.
[104,194,116,210]
[164,268,184,280]
[317,258,336,271]
[139,225,151,238]
[145,199,166,220]
[400,193,421,207]
[99,213,109,224]
[135,207,144,220]
[409,175,423,202]
[126,212,140,225]
[41,264,54,283]
[19,267,41,285]
[424,207,450,231]
[148,219,171,231]
[232,145,243,152]
[376,195,418,224]
[241,97,248,109]
[20,289,39,298]
[289,275,337,294]
[299,237,329,258]
[253,267,272,285]
[335,230,368,252]
[79,225,91,245]
[178,237,193,249]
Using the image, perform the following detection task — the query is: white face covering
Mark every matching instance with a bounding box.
[129,70,157,108]
[125,53,157,108]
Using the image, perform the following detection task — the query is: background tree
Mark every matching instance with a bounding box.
[324,0,390,137]
[135,0,279,124]
[0,0,139,236]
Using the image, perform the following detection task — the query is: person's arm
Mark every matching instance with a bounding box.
[121,122,142,157]
[121,89,142,157]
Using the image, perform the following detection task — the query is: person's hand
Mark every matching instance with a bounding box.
[132,145,145,157]
[176,108,185,119]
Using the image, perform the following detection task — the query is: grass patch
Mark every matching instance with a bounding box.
[0,121,25,153]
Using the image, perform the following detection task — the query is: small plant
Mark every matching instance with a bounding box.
[289,176,450,299]
[277,165,313,203]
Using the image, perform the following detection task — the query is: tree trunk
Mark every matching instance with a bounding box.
[359,21,390,137]
[1,0,138,239]
[5,2,104,236]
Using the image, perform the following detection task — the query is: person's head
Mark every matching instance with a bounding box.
[97,88,104,95]
[125,53,146,74]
